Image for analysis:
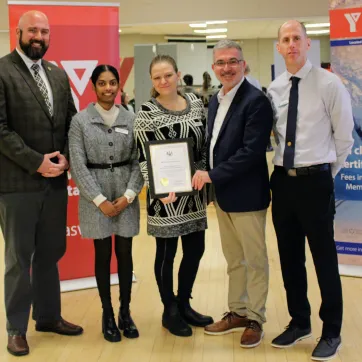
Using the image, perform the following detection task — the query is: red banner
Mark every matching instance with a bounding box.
[8,1,120,282]
[330,7,362,39]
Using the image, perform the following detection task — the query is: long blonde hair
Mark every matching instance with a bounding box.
[149,55,181,98]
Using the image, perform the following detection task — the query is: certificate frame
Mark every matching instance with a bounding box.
[145,138,197,199]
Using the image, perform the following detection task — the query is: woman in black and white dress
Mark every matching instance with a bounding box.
[134,55,213,337]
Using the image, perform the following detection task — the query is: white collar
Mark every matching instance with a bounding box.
[94,102,118,114]
[16,47,42,70]
[286,59,312,81]
[217,77,244,103]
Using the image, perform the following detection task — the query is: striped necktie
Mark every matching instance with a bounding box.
[31,63,53,116]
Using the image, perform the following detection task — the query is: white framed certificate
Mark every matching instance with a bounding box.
[145,138,197,198]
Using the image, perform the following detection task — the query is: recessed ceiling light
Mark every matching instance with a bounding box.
[305,23,330,28]
[306,29,330,35]
[206,34,227,39]
[194,28,228,34]
[206,20,228,25]
[189,23,207,28]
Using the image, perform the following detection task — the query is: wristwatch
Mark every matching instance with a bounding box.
[124,194,134,204]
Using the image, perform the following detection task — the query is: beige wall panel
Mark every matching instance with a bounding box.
[0,0,328,31]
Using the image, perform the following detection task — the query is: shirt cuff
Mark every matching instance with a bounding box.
[124,189,136,199]
[93,194,107,207]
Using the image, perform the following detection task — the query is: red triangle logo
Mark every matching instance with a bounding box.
[74,68,86,79]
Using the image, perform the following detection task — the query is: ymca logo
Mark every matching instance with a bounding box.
[344,12,361,33]
[50,60,98,111]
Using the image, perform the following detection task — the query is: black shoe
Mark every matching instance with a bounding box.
[118,310,139,339]
[162,303,192,337]
[102,312,121,343]
[178,303,214,327]
[311,336,342,361]
[271,324,312,348]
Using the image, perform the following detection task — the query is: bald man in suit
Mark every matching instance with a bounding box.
[0,11,83,356]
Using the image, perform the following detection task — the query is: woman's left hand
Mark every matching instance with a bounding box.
[112,196,129,213]
[160,192,178,205]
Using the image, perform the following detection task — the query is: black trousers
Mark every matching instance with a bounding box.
[93,235,133,313]
[0,185,67,334]
[155,231,205,307]
[271,167,342,338]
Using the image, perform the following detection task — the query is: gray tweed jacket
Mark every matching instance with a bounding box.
[0,50,76,192]
[69,103,143,239]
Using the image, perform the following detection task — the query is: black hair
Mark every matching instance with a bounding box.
[183,74,193,86]
[202,71,212,91]
[91,64,119,85]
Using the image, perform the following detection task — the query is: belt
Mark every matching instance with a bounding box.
[275,164,330,177]
[87,161,129,171]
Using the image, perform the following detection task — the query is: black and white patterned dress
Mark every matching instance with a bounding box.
[134,93,208,238]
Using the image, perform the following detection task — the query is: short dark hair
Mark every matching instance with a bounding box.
[91,64,119,85]
[183,74,193,86]
[278,20,307,40]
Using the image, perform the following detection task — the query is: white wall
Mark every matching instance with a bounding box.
[121,35,331,93]
[177,43,207,85]
[0,32,10,56]
[0,31,331,97]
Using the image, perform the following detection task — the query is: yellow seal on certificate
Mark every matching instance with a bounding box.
[160,178,169,186]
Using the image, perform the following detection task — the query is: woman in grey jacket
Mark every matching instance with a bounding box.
[69,65,143,343]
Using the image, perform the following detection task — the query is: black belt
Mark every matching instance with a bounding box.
[87,161,129,171]
[275,163,330,177]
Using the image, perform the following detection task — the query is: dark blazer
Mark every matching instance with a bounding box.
[207,79,273,213]
[0,50,76,193]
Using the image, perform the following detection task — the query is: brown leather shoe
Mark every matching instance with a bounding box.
[7,335,29,356]
[204,312,248,335]
[240,320,264,348]
[35,317,83,336]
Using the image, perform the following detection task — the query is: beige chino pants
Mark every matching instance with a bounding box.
[215,202,269,325]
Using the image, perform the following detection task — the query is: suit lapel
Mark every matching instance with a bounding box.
[207,95,219,140]
[214,80,248,145]
[10,51,53,122]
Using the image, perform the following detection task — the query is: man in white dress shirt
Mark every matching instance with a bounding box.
[192,40,273,348]
[0,11,83,356]
[268,20,354,361]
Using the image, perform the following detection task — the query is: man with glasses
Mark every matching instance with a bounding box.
[192,39,273,348]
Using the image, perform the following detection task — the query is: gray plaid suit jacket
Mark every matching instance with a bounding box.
[0,50,76,192]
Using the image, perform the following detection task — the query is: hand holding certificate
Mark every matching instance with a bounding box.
[145,138,197,199]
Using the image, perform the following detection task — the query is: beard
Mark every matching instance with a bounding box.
[19,30,49,60]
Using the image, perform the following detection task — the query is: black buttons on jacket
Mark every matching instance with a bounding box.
[109,142,113,146]
[110,156,114,160]
[108,129,112,133]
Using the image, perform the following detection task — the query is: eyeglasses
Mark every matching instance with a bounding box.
[214,59,243,68]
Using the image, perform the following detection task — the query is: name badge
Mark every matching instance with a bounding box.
[279,100,289,108]
[194,121,203,126]
[115,127,129,135]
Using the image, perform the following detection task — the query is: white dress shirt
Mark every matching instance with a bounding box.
[92,103,136,207]
[16,47,54,111]
[210,77,244,169]
[268,59,354,177]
